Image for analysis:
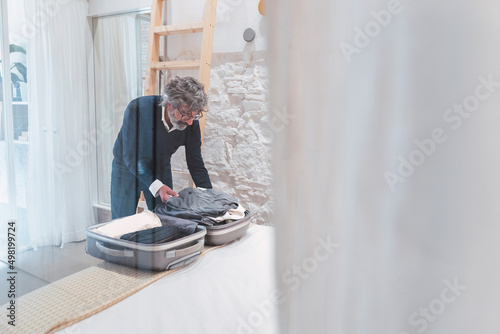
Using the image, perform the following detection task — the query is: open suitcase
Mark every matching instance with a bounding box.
[86,219,206,271]
[204,212,252,246]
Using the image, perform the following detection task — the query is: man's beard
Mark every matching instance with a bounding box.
[167,108,188,130]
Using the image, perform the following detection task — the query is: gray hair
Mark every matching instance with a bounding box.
[160,76,208,112]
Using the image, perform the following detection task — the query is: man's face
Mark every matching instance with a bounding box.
[167,104,194,130]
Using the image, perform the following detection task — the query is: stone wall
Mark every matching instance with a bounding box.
[170,51,273,225]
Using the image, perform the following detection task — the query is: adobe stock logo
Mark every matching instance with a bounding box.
[230,235,340,334]
[260,105,296,142]
[217,0,243,22]
[385,74,500,191]
[339,0,404,63]
[22,0,71,39]
[399,278,467,334]
[53,117,113,180]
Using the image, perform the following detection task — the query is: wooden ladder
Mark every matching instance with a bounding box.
[144,0,217,143]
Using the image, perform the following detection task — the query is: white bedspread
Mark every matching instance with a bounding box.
[57,225,278,334]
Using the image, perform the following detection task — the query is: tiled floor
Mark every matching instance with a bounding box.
[0,241,102,306]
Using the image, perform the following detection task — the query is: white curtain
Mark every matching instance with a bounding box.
[94,15,138,205]
[270,0,500,333]
[26,0,93,248]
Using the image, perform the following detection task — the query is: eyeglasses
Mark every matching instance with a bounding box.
[175,106,204,121]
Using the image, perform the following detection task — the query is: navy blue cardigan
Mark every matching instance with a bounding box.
[111,95,212,218]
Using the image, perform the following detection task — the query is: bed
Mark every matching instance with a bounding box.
[1,225,278,334]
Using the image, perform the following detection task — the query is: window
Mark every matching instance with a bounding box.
[0,0,30,257]
[92,11,150,207]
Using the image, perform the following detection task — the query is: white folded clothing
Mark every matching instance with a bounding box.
[93,211,162,239]
[209,204,247,222]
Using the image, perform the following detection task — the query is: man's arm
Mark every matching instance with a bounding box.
[185,120,212,188]
[150,180,179,202]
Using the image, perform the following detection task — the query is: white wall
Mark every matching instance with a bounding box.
[87,0,151,16]
[87,0,267,53]
[167,0,266,54]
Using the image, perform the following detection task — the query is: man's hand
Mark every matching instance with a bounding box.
[158,185,179,203]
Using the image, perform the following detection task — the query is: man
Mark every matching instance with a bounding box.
[111,76,212,219]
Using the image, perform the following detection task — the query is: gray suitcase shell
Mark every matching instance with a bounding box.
[86,221,206,271]
[205,213,251,246]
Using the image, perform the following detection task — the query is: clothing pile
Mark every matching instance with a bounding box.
[154,187,250,226]
[93,188,250,245]
[92,210,198,245]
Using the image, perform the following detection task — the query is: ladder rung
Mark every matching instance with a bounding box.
[153,22,204,36]
[150,60,201,70]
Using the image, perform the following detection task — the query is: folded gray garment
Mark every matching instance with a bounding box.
[154,208,206,224]
[119,213,199,244]
[120,225,192,244]
[155,213,199,231]
[163,187,239,217]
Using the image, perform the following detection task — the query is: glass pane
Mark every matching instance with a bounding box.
[138,14,150,97]
[0,25,9,256]
[93,13,149,206]
[8,0,29,252]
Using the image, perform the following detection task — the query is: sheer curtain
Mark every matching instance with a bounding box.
[25,0,93,248]
[93,15,139,205]
[270,0,500,333]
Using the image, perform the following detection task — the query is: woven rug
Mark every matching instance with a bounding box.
[0,244,225,334]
